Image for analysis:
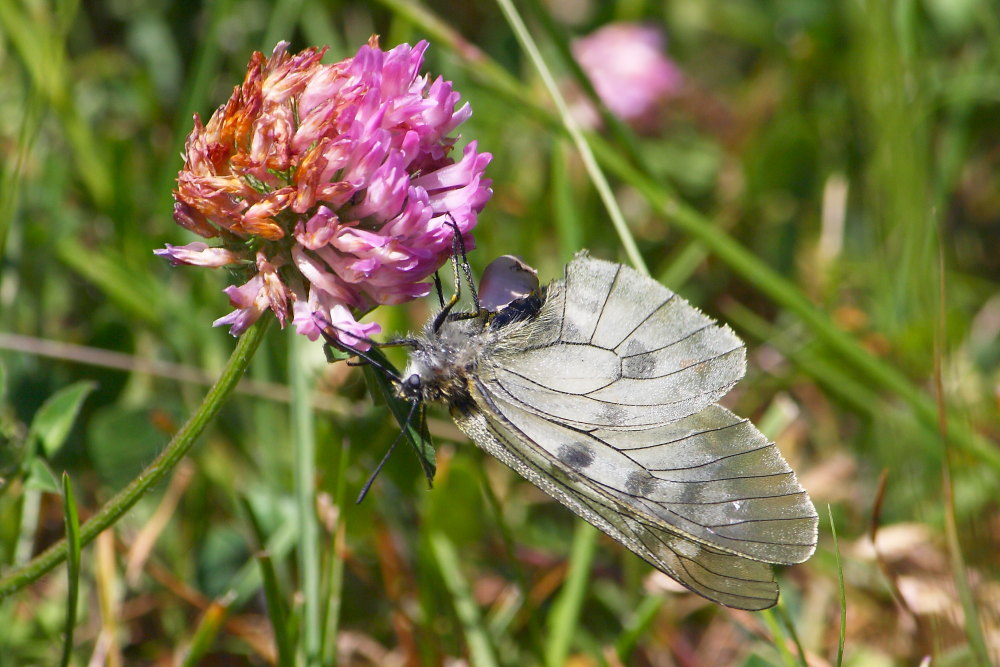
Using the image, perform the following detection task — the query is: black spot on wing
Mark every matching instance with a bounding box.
[625,471,657,496]
[471,395,779,609]
[596,403,627,426]
[557,443,594,470]
[623,354,656,377]
[561,320,583,342]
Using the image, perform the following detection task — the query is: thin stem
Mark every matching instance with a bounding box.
[290,329,322,665]
[0,318,271,598]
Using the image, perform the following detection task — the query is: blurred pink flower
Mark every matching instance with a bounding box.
[571,23,682,129]
[156,37,492,347]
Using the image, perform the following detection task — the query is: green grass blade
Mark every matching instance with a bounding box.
[543,521,597,667]
[828,506,846,667]
[613,594,664,663]
[290,330,322,666]
[429,530,499,667]
[320,440,350,666]
[761,608,798,667]
[258,552,296,667]
[0,69,44,261]
[0,0,110,207]
[521,0,650,175]
[494,0,647,276]
[59,473,81,667]
[55,239,162,326]
[551,140,583,262]
[228,518,301,608]
[180,593,234,667]
[775,601,809,667]
[237,494,270,552]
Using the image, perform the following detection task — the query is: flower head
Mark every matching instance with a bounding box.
[157,38,492,347]
[571,23,682,130]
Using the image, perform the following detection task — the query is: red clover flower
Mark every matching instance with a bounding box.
[157,38,492,348]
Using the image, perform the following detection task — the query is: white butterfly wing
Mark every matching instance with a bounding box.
[480,254,747,430]
[451,253,816,609]
[452,396,794,610]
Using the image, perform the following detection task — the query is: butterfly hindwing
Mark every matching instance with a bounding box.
[452,396,786,610]
[481,387,818,563]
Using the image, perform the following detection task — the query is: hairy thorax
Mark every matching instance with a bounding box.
[400,315,495,405]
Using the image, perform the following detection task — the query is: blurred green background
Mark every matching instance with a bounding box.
[1,0,998,665]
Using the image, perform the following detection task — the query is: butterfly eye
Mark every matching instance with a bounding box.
[405,374,421,390]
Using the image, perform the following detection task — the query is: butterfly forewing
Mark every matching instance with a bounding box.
[482,256,747,430]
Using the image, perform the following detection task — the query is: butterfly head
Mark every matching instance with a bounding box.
[399,372,423,402]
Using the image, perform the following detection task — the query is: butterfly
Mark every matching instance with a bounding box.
[339,251,818,610]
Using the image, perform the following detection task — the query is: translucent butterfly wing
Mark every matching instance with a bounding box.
[452,394,788,610]
[491,384,814,543]
[450,253,816,609]
[480,254,747,430]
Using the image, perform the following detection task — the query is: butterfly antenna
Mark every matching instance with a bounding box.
[316,318,403,384]
[355,399,421,504]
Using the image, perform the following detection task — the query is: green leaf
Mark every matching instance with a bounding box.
[29,381,96,459]
[23,458,60,494]
[60,472,81,667]
[360,346,436,486]
[322,345,353,363]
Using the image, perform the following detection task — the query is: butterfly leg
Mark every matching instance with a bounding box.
[432,217,485,331]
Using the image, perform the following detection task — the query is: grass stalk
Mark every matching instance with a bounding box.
[320,440,351,665]
[828,506,846,667]
[762,608,798,667]
[59,473,81,667]
[290,329,322,665]
[544,522,597,667]
[613,595,664,663]
[258,552,296,667]
[429,530,499,667]
[494,0,647,276]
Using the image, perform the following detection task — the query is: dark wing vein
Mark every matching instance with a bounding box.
[611,294,676,353]
[620,321,716,358]
[588,263,621,345]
